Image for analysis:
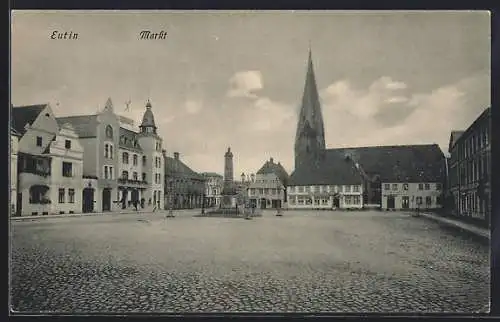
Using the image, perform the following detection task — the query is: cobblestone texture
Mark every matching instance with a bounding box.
[10,210,490,313]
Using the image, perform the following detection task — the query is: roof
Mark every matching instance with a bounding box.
[289,144,445,186]
[164,156,204,181]
[56,115,99,138]
[448,131,465,153]
[140,100,156,129]
[256,158,290,185]
[11,127,21,137]
[11,104,48,135]
[119,127,142,152]
[454,106,491,147]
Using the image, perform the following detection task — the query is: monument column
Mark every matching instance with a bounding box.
[222,147,234,207]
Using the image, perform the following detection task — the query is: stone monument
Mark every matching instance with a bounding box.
[221,147,237,208]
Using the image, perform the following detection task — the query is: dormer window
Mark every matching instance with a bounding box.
[45,113,50,117]
[36,136,42,147]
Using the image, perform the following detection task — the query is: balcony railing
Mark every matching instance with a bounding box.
[20,168,51,177]
[118,178,148,186]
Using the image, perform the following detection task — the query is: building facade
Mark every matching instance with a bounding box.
[447,107,491,226]
[163,151,205,209]
[57,98,164,213]
[248,158,289,209]
[381,182,443,210]
[201,172,223,207]
[10,128,20,215]
[288,184,364,210]
[12,104,85,216]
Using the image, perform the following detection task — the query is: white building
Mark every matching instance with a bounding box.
[10,128,20,215]
[287,184,364,210]
[201,172,223,207]
[57,98,164,213]
[381,182,443,210]
[12,104,84,216]
[247,158,289,209]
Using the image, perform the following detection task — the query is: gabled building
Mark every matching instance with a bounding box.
[12,104,84,216]
[248,158,289,209]
[447,107,491,226]
[57,98,164,213]
[163,151,205,209]
[201,172,223,207]
[289,49,446,211]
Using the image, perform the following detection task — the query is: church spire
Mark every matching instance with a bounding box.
[294,48,326,170]
[139,99,157,134]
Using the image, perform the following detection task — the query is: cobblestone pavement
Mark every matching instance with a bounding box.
[10,210,490,313]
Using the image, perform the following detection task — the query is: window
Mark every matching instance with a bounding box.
[384,184,390,190]
[392,184,398,191]
[158,158,161,168]
[297,196,305,205]
[109,167,113,179]
[142,172,146,181]
[321,198,329,205]
[314,199,320,205]
[344,196,352,205]
[272,188,277,195]
[424,183,430,190]
[289,196,296,205]
[122,171,128,180]
[65,140,71,149]
[142,156,146,166]
[353,185,360,192]
[344,185,351,193]
[62,162,73,177]
[110,145,113,159]
[298,186,304,193]
[105,144,109,158]
[68,189,75,203]
[418,183,424,190]
[133,154,138,166]
[353,195,360,205]
[36,136,42,147]
[289,186,295,193]
[416,196,423,205]
[104,166,108,179]
[305,186,310,193]
[133,172,138,181]
[58,188,65,203]
[122,152,129,164]
[403,183,409,191]
[259,188,264,195]
[314,186,320,193]
[426,196,432,206]
[106,125,113,139]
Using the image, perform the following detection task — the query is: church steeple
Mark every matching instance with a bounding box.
[139,99,157,134]
[294,48,326,170]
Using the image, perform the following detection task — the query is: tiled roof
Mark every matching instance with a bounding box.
[56,115,99,138]
[256,158,290,185]
[453,106,491,147]
[11,104,48,135]
[11,127,21,136]
[289,150,363,186]
[289,144,445,186]
[119,127,142,152]
[165,156,204,180]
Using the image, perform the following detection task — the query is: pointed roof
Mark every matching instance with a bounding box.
[256,158,290,185]
[140,100,157,129]
[11,104,48,135]
[104,97,114,111]
[295,49,325,148]
[448,130,465,153]
[56,115,99,138]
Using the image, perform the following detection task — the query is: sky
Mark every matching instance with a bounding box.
[11,10,490,177]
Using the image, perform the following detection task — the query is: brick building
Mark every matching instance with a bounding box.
[248,158,289,209]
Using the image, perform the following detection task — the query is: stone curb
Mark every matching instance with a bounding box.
[417,212,490,240]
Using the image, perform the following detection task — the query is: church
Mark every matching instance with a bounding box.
[287,50,446,211]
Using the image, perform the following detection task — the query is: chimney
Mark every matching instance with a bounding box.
[174,152,179,160]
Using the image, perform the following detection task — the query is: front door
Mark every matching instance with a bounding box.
[102,188,111,212]
[82,188,94,213]
[402,196,410,209]
[333,196,340,208]
[260,198,267,209]
[387,196,395,209]
[131,189,139,203]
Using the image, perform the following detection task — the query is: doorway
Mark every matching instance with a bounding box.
[102,188,111,212]
[82,188,94,213]
[402,196,410,209]
[333,196,340,208]
[387,196,395,209]
[260,198,267,209]
[16,192,22,216]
